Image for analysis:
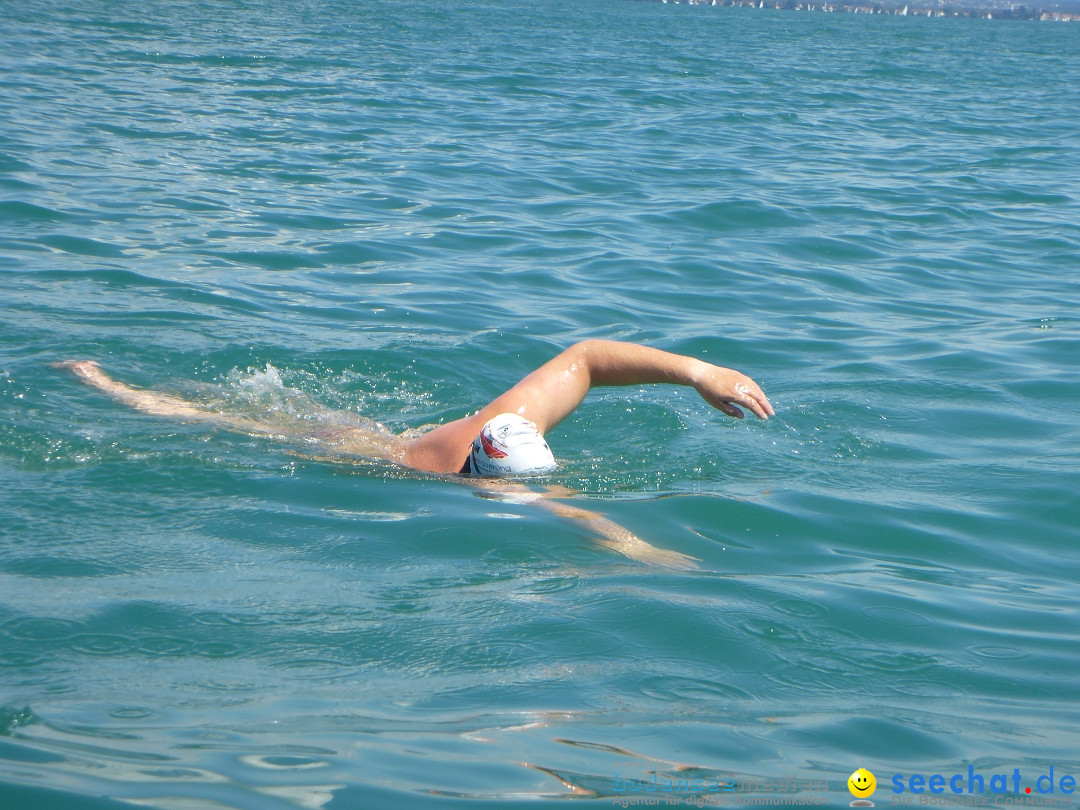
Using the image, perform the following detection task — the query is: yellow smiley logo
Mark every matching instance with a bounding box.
[848,768,877,798]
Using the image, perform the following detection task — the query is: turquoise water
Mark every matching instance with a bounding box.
[2,0,1080,807]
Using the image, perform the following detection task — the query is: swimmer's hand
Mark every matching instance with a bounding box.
[50,359,102,378]
[691,363,774,421]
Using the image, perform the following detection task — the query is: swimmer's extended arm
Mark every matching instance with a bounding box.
[404,340,773,474]
[56,361,410,464]
[53,361,307,438]
[54,361,217,419]
[503,339,775,428]
[470,479,698,570]
[538,491,699,570]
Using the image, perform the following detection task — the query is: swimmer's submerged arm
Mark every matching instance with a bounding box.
[538,493,699,570]
[469,479,698,570]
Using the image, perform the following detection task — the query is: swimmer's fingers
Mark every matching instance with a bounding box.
[733,382,774,420]
[693,365,774,420]
[717,401,745,420]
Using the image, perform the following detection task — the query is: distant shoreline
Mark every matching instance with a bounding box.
[631,0,1079,21]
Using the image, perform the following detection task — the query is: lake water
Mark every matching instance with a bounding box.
[2,0,1079,808]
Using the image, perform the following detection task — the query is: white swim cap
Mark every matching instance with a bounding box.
[466,413,556,477]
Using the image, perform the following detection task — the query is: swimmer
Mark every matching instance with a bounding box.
[56,340,773,567]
